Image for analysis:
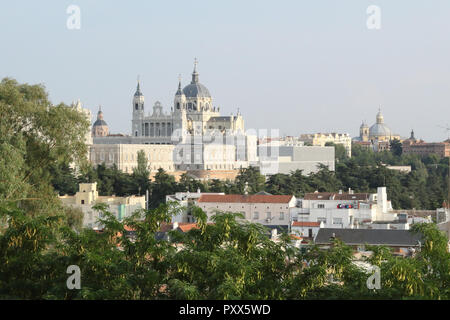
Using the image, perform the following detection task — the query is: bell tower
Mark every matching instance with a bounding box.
[132,78,145,137]
[360,121,369,142]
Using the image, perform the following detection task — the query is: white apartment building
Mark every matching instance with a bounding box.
[291,187,396,229]
[60,183,145,229]
[197,194,296,228]
[166,190,225,223]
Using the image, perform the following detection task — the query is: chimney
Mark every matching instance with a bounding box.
[271,228,278,240]
[377,187,387,214]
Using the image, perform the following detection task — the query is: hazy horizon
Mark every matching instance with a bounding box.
[1,0,450,142]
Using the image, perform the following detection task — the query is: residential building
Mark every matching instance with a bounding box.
[197,194,296,228]
[291,221,323,239]
[166,190,225,223]
[59,183,145,229]
[314,228,423,255]
[402,139,450,158]
[299,133,352,157]
[291,187,396,229]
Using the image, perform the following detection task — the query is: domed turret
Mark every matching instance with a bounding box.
[360,121,369,141]
[92,106,109,137]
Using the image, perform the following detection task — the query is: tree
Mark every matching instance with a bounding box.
[0,78,89,216]
[234,166,266,194]
[150,168,178,208]
[325,142,348,162]
[132,150,151,195]
[390,139,403,157]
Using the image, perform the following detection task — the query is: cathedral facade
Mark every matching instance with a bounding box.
[92,61,257,173]
[130,60,245,144]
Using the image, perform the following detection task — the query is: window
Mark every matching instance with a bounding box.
[317,217,327,224]
[81,200,85,204]
[135,103,138,110]
[333,218,343,225]
[317,204,325,209]
[266,212,271,219]
[253,212,259,220]
[279,212,285,220]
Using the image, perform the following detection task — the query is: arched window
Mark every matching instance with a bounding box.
[135,103,138,110]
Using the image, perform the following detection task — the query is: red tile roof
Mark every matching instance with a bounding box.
[292,221,321,227]
[177,223,199,233]
[198,194,294,204]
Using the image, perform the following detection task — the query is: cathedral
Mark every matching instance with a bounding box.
[353,109,402,152]
[356,109,400,143]
[91,60,257,174]
[130,59,245,144]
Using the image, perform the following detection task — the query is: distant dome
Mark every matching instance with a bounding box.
[92,107,109,137]
[93,119,108,127]
[369,123,392,138]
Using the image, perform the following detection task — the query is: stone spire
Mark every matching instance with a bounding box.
[176,74,183,95]
[134,76,143,96]
[191,58,199,84]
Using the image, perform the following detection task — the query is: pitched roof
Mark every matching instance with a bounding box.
[315,228,423,247]
[292,221,321,227]
[304,193,369,201]
[198,194,294,204]
[177,223,199,233]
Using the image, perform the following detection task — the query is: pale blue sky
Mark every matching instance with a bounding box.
[1,1,450,141]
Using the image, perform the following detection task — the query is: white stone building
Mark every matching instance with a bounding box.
[166,190,225,223]
[291,187,396,229]
[197,194,297,228]
[90,143,175,174]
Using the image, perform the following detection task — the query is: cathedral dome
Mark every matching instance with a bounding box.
[182,59,211,98]
[183,82,211,98]
[369,109,392,138]
[369,123,392,138]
